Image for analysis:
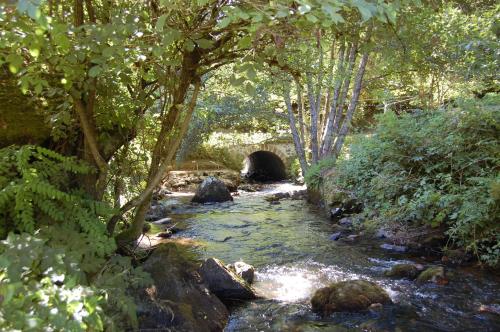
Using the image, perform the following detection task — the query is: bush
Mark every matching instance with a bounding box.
[304,157,336,190]
[0,145,151,331]
[334,96,500,266]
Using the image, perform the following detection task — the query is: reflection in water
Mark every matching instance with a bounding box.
[163,182,500,332]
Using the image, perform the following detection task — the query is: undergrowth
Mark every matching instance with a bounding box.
[331,96,499,266]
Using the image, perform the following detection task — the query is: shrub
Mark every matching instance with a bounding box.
[334,96,500,266]
[305,157,336,190]
[0,145,151,330]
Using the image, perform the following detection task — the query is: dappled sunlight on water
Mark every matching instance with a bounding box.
[254,262,364,303]
[162,182,500,331]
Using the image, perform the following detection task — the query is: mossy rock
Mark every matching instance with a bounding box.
[311,280,392,315]
[416,266,446,284]
[385,264,420,280]
[135,243,228,331]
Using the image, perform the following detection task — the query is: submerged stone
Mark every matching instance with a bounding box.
[416,266,447,284]
[311,280,392,315]
[385,264,420,280]
[380,243,407,252]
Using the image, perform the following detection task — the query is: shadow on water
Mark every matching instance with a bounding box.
[162,182,500,332]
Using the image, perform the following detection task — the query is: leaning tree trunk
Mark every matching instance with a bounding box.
[112,77,201,245]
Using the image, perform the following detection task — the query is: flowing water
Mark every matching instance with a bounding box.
[161,183,499,332]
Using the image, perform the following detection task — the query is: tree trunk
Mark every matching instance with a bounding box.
[284,84,308,175]
[331,46,370,157]
[112,79,201,244]
[330,41,358,144]
[320,41,346,156]
[306,72,319,164]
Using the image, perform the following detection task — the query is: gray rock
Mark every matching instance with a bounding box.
[329,232,342,241]
[199,258,257,300]
[228,261,255,284]
[330,207,344,220]
[380,243,407,252]
[375,228,391,239]
[339,217,353,227]
[192,176,233,203]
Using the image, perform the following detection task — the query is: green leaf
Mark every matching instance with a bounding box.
[298,5,311,15]
[245,82,256,96]
[196,38,213,49]
[155,15,167,32]
[218,17,231,29]
[184,40,195,52]
[246,67,257,81]
[88,66,102,78]
[353,0,375,21]
[306,14,318,23]
[238,35,252,49]
[6,54,23,74]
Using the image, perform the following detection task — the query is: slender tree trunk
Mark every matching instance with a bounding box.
[330,41,358,141]
[306,72,319,164]
[294,78,306,147]
[320,41,345,156]
[331,26,372,157]
[284,84,308,175]
[319,39,336,141]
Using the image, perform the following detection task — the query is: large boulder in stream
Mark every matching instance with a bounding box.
[134,244,228,332]
[311,280,392,315]
[199,258,257,300]
[192,176,233,203]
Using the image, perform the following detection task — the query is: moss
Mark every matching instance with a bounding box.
[311,280,391,315]
[385,264,420,280]
[416,266,445,283]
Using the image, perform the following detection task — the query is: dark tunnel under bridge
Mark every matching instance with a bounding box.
[242,150,287,182]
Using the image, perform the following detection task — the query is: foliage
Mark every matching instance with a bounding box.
[304,157,336,190]
[0,145,150,330]
[334,96,500,265]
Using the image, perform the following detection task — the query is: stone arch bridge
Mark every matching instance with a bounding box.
[227,140,296,181]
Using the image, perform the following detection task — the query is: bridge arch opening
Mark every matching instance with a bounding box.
[242,150,287,182]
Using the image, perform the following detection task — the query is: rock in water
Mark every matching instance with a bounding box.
[385,264,420,280]
[199,258,256,300]
[380,243,407,252]
[192,176,233,203]
[227,261,255,284]
[329,232,342,241]
[416,266,447,284]
[134,243,228,331]
[311,280,392,315]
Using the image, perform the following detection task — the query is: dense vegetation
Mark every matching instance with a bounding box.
[333,96,499,266]
[0,0,498,330]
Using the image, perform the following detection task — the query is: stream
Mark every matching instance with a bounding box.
[159,182,499,331]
